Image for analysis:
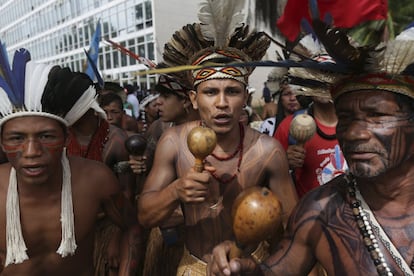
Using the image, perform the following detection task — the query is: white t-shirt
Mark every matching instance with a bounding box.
[259,117,276,136]
[126,94,140,119]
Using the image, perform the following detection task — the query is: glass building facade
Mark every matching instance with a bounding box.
[0,0,157,89]
[0,0,269,102]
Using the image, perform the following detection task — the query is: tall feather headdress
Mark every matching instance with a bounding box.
[198,0,245,48]
[286,34,339,99]
[161,0,270,88]
[279,0,414,100]
[0,44,105,128]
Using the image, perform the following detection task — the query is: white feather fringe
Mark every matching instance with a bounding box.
[56,150,77,257]
[382,40,414,75]
[25,61,54,112]
[5,151,76,266]
[5,167,29,266]
[0,88,13,117]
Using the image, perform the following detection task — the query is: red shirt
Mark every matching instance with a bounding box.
[274,114,347,198]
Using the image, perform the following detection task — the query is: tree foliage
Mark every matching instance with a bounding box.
[389,0,414,34]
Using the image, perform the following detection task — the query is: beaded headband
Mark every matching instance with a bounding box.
[155,74,190,99]
[191,50,249,87]
[332,73,414,100]
[140,93,160,108]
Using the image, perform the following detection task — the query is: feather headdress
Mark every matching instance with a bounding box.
[155,71,191,99]
[266,67,288,94]
[198,0,245,48]
[265,50,289,96]
[140,93,160,108]
[0,45,105,128]
[161,0,270,88]
[280,0,414,100]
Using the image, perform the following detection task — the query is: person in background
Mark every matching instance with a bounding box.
[134,73,199,276]
[244,87,263,131]
[136,93,160,134]
[273,41,347,199]
[262,81,271,104]
[259,81,305,136]
[61,71,142,276]
[275,93,347,198]
[99,83,139,134]
[246,86,262,122]
[124,84,140,119]
[99,93,124,128]
[137,73,201,173]
[261,86,278,120]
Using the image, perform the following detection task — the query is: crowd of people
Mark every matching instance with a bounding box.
[0,1,414,276]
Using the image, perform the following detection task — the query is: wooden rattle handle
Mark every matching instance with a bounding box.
[193,158,204,173]
[229,243,243,259]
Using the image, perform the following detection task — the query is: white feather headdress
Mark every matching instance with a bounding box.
[0,46,105,128]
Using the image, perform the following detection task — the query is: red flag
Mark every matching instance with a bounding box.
[277,0,388,42]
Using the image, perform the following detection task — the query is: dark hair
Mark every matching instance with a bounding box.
[395,93,414,121]
[98,92,123,110]
[274,95,311,130]
[102,82,123,93]
[155,82,188,100]
[124,84,135,95]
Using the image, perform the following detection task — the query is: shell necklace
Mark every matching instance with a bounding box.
[346,174,414,276]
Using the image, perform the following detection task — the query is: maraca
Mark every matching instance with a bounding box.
[113,134,147,173]
[125,134,147,156]
[187,126,217,172]
[230,186,283,259]
[289,113,316,146]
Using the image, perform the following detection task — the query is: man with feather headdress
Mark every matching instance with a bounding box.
[207,12,414,276]
[137,0,298,275]
[0,48,131,275]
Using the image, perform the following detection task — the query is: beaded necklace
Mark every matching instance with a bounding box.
[346,174,414,276]
[209,123,244,184]
[67,119,109,161]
